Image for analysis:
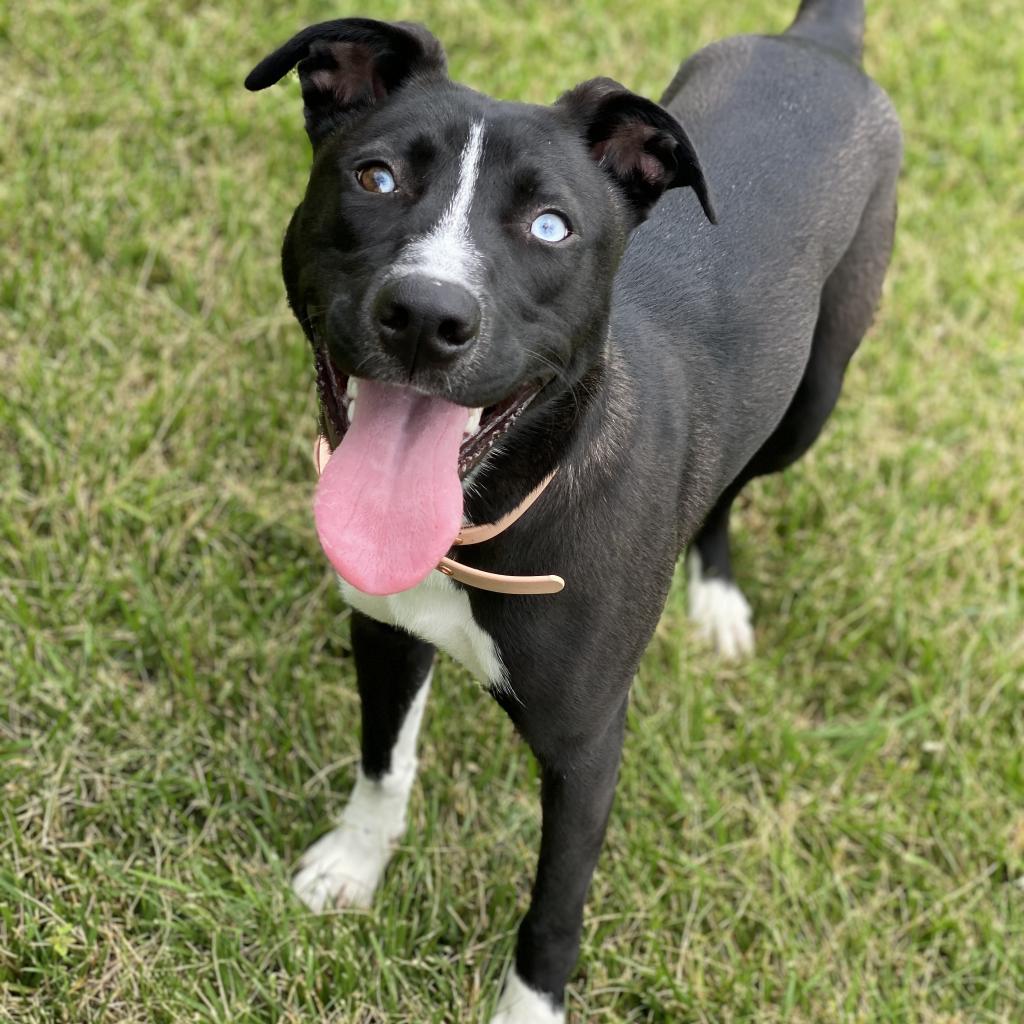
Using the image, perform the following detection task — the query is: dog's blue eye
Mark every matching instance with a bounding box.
[357,165,397,194]
[530,212,570,243]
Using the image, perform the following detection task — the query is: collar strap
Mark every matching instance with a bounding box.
[313,435,564,596]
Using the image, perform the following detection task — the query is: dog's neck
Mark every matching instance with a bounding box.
[438,470,564,594]
[460,345,613,528]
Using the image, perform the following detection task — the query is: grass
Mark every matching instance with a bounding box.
[2,0,1022,1020]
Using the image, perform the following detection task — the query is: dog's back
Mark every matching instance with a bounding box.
[612,0,902,506]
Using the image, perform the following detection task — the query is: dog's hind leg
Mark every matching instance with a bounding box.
[293,612,435,910]
[687,500,756,661]
[689,180,898,658]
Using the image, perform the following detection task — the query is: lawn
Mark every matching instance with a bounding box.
[2,0,1022,1021]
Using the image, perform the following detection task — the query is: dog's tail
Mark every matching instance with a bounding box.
[786,0,865,63]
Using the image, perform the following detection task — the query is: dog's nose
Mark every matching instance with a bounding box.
[372,276,481,370]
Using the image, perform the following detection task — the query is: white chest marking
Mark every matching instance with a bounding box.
[339,571,506,689]
[394,120,486,290]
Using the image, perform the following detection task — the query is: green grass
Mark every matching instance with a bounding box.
[2,0,1023,1020]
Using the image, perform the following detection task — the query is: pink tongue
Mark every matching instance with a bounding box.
[314,379,468,595]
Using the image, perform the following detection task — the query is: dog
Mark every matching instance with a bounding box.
[245,1,901,1018]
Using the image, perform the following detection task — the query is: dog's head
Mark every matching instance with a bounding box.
[246,18,715,594]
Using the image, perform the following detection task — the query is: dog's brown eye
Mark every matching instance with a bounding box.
[357,165,397,194]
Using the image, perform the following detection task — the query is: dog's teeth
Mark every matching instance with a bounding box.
[346,378,359,400]
[464,407,483,436]
[347,399,357,424]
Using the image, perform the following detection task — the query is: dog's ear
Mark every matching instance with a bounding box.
[245,19,447,144]
[556,77,716,226]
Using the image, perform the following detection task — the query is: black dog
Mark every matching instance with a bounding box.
[246,1,900,1018]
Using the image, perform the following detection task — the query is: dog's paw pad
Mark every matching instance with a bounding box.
[687,569,755,661]
[490,970,565,1024]
[291,823,392,912]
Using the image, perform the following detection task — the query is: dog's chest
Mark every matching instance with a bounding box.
[338,572,505,687]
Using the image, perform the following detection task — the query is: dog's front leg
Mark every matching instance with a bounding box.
[293,611,434,911]
[492,697,628,1023]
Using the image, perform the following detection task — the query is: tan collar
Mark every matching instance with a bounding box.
[314,434,564,596]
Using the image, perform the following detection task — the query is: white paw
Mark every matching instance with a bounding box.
[687,551,755,661]
[490,968,565,1024]
[292,820,393,911]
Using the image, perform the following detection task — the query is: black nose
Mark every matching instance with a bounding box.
[372,275,481,371]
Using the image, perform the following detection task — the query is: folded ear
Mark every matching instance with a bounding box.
[556,77,716,226]
[245,18,447,145]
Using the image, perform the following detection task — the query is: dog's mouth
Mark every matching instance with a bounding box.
[315,346,539,480]
[312,344,540,596]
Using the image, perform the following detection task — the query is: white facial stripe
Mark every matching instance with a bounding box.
[397,120,486,289]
